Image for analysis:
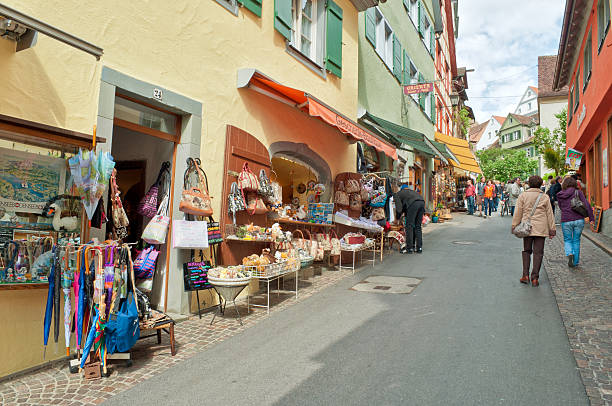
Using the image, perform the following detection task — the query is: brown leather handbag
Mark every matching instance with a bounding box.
[179,158,213,217]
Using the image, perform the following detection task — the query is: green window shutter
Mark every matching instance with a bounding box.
[325,0,343,78]
[274,0,292,40]
[402,50,411,85]
[365,8,376,47]
[418,73,425,109]
[430,27,435,56]
[238,0,262,17]
[431,94,436,123]
[417,1,424,37]
[393,34,402,82]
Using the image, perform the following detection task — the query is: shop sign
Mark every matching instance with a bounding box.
[403,83,433,95]
[577,104,586,128]
[565,148,583,171]
[153,88,163,101]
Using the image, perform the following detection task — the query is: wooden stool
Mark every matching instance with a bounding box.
[139,320,176,356]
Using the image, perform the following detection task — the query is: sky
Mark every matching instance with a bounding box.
[456,0,566,124]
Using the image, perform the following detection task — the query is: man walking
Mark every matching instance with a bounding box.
[395,184,425,254]
[465,179,476,215]
[476,176,486,217]
[509,178,521,216]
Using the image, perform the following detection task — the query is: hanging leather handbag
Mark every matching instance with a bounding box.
[179,158,213,217]
[334,181,350,207]
[345,179,361,194]
[138,162,170,218]
[227,181,246,214]
[349,193,362,211]
[258,169,274,197]
[238,162,260,192]
[246,193,268,215]
[570,190,589,217]
[371,207,386,221]
[110,169,129,239]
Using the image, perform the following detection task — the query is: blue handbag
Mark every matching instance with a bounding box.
[105,248,140,354]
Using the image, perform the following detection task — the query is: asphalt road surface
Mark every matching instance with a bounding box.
[107,213,588,406]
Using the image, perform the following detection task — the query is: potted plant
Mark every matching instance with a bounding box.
[432,210,439,223]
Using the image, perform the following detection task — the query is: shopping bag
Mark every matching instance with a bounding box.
[142,193,170,245]
[133,246,159,279]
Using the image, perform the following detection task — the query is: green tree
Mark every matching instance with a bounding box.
[457,107,470,138]
[533,109,567,176]
[476,148,538,181]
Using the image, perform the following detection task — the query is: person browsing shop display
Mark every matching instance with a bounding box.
[394,184,425,254]
[483,180,495,218]
[465,179,476,215]
[476,176,486,217]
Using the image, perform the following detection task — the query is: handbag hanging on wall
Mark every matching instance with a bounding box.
[258,169,274,197]
[334,181,349,207]
[238,162,260,192]
[345,179,361,194]
[138,161,170,218]
[110,169,129,239]
[246,193,268,215]
[179,158,213,217]
[142,188,170,245]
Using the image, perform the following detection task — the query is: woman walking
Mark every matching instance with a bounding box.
[483,180,495,218]
[556,176,595,267]
[511,176,555,286]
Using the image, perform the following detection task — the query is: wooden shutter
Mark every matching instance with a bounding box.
[418,0,424,37]
[418,73,425,109]
[274,0,293,40]
[393,34,402,82]
[431,94,436,123]
[402,49,411,85]
[238,0,262,16]
[365,8,376,47]
[326,0,343,78]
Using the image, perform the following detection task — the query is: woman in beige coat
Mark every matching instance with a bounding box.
[511,175,556,286]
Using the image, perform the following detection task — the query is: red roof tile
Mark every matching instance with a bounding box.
[538,55,569,98]
[468,121,488,143]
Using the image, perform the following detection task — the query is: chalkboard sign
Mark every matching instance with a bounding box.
[591,206,603,233]
[183,261,213,291]
[207,222,223,245]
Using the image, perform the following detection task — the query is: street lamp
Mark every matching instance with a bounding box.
[450,93,460,107]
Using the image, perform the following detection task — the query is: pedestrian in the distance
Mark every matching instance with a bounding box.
[465,179,476,215]
[546,176,561,214]
[544,175,554,193]
[494,180,502,212]
[556,176,595,268]
[394,184,425,254]
[476,176,486,217]
[511,175,556,287]
[509,178,521,216]
[483,180,495,218]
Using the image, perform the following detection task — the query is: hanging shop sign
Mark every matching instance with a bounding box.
[403,83,434,95]
[0,147,66,213]
[565,148,583,171]
[577,104,586,129]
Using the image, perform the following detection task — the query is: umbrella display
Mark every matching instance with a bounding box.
[68,149,115,220]
[61,245,74,356]
[42,247,56,358]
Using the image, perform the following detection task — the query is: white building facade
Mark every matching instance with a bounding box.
[473,116,503,151]
[514,86,539,116]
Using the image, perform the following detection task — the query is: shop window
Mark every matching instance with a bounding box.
[598,0,610,52]
[583,35,592,91]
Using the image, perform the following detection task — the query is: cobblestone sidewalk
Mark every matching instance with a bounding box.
[0,265,360,405]
[543,230,612,406]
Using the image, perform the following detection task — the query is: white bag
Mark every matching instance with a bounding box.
[172,220,209,249]
[142,193,170,245]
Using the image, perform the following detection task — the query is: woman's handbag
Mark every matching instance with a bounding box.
[133,246,158,279]
[227,181,246,217]
[334,181,350,207]
[105,248,140,354]
[345,179,361,194]
[138,162,170,218]
[142,192,170,245]
[371,207,386,221]
[329,230,340,265]
[349,193,362,211]
[246,193,268,215]
[179,158,213,217]
[238,162,260,192]
[110,169,129,239]
[258,169,274,197]
[370,186,387,207]
[570,190,589,217]
[512,192,544,238]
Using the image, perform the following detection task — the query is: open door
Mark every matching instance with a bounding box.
[219,125,271,265]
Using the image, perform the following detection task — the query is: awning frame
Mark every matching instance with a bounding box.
[0,4,103,59]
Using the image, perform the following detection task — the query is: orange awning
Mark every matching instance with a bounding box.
[238,69,398,160]
[434,132,482,174]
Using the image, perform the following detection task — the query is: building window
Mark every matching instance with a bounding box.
[598,0,610,52]
[424,92,432,119]
[408,61,419,103]
[423,16,432,52]
[495,130,498,134]
[372,8,394,70]
[574,66,580,111]
[488,132,491,139]
[214,0,239,15]
[407,0,419,26]
[569,85,574,118]
[292,0,317,59]
[528,102,532,110]
[583,32,592,91]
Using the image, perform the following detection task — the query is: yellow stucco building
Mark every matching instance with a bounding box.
[0,0,396,377]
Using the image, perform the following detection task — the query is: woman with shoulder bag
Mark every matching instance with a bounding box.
[511,176,555,287]
[555,176,595,268]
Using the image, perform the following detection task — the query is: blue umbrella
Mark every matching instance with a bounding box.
[42,246,56,358]
[76,248,87,349]
[79,307,100,369]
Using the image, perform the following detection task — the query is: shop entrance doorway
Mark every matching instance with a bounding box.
[270,156,322,208]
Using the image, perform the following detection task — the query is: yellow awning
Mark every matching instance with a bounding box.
[434,132,482,174]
